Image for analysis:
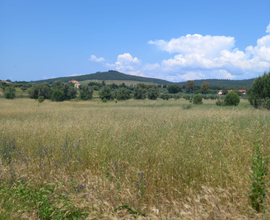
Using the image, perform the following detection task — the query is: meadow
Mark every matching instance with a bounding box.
[0,98,270,219]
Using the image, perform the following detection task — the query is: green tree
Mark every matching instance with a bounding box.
[79,85,93,100]
[185,80,196,93]
[248,72,270,109]
[99,86,113,100]
[193,94,203,104]
[116,88,131,100]
[51,89,65,102]
[28,83,52,99]
[4,86,16,99]
[147,87,160,100]
[167,84,182,94]
[133,86,147,99]
[224,91,240,106]
[159,93,171,100]
[201,81,210,94]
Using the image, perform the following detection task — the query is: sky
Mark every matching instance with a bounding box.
[1,0,270,82]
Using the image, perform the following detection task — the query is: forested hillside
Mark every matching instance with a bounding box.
[30,71,255,89]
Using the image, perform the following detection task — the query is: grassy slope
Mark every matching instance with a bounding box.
[0,98,269,219]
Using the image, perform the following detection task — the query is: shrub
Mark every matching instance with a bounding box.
[116,88,131,100]
[167,84,182,94]
[102,98,107,103]
[224,92,240,106]
[159,93,171,100]
[193,95,203,104]
[4,87,16,99]
[38,96,45,103]
[262,97,270,110]
[133,86,147,99]
[183,104,192,109]
[28,83,52,99]
[79,85,93,100]
[99,86,113,100]
[51,89,65,102]
[216,99,224,106]
[147,87,160,100]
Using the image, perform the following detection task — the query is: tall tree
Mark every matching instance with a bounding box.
[201,81,210,94]
[185,80,196,93]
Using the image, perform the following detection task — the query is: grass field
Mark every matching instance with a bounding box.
[0,98,270,219]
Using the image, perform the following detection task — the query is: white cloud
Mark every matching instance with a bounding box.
[100,23,270,82]
[266,23,270,34]
[148,34,235,58]
[89,55,105,62]
[106,53,142,76]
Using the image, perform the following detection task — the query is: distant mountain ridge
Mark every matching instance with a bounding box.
[31,71,255,88]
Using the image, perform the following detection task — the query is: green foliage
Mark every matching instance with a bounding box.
[38,96,45,103]
[51,89,65,102]
[185,80,196,93]
[167,84,182,94]
[193,95,203,104]
[183,104,192,109]
[159,93,171,100]
[248,72,270,109]
[79,85,93,100]
[224,91,240,106]
[28,83,52,99]
[183,94,192,100]
[173,93,182,100]
[201,81,210,93]
[133,86,147,99]
[52,81,77,100]
[4,86,16,99]
[216,99,224,106]
[147,87,160,100]
[102,98,108,103]
[116,88,131,100]
[249,141,268,212]
[99,86,113,100]
[262,98,270,110]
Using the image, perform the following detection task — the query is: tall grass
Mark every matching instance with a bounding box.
[0,98,269,219]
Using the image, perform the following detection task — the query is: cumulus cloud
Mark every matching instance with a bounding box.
[89,55,105,62]
[106,53,143,76]
[267,23,270,34]
[148,34,235,58]
[100,23,270,81]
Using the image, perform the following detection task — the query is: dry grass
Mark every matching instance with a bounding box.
[0,98,270,219]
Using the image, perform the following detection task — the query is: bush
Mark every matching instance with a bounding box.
[38,96,45,103]
[224,92,240,106]
[193,95,203,104]
[159,93,171,100]
[116,88,131,100]
[102,98,107,103]
[133,86,147,99]
[4,87,16,99]
[79,85,93,100]
[183,104,192,109]
[51,89,65,102]
[216,99,224,106]
[167,84,182,94]
[99,86,113,100]
[147,87,160,100]
[28,83,52,99]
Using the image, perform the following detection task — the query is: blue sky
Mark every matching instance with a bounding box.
[1,0,270,82]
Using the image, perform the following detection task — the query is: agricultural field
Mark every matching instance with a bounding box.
[0,98,270,219]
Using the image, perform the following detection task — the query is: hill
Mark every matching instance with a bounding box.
[31,71,173,85]
[178,78,255,89]
[30,71,255,89]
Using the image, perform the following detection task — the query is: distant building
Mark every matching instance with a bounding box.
[69,80,80,88]
[218,90,246,95]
